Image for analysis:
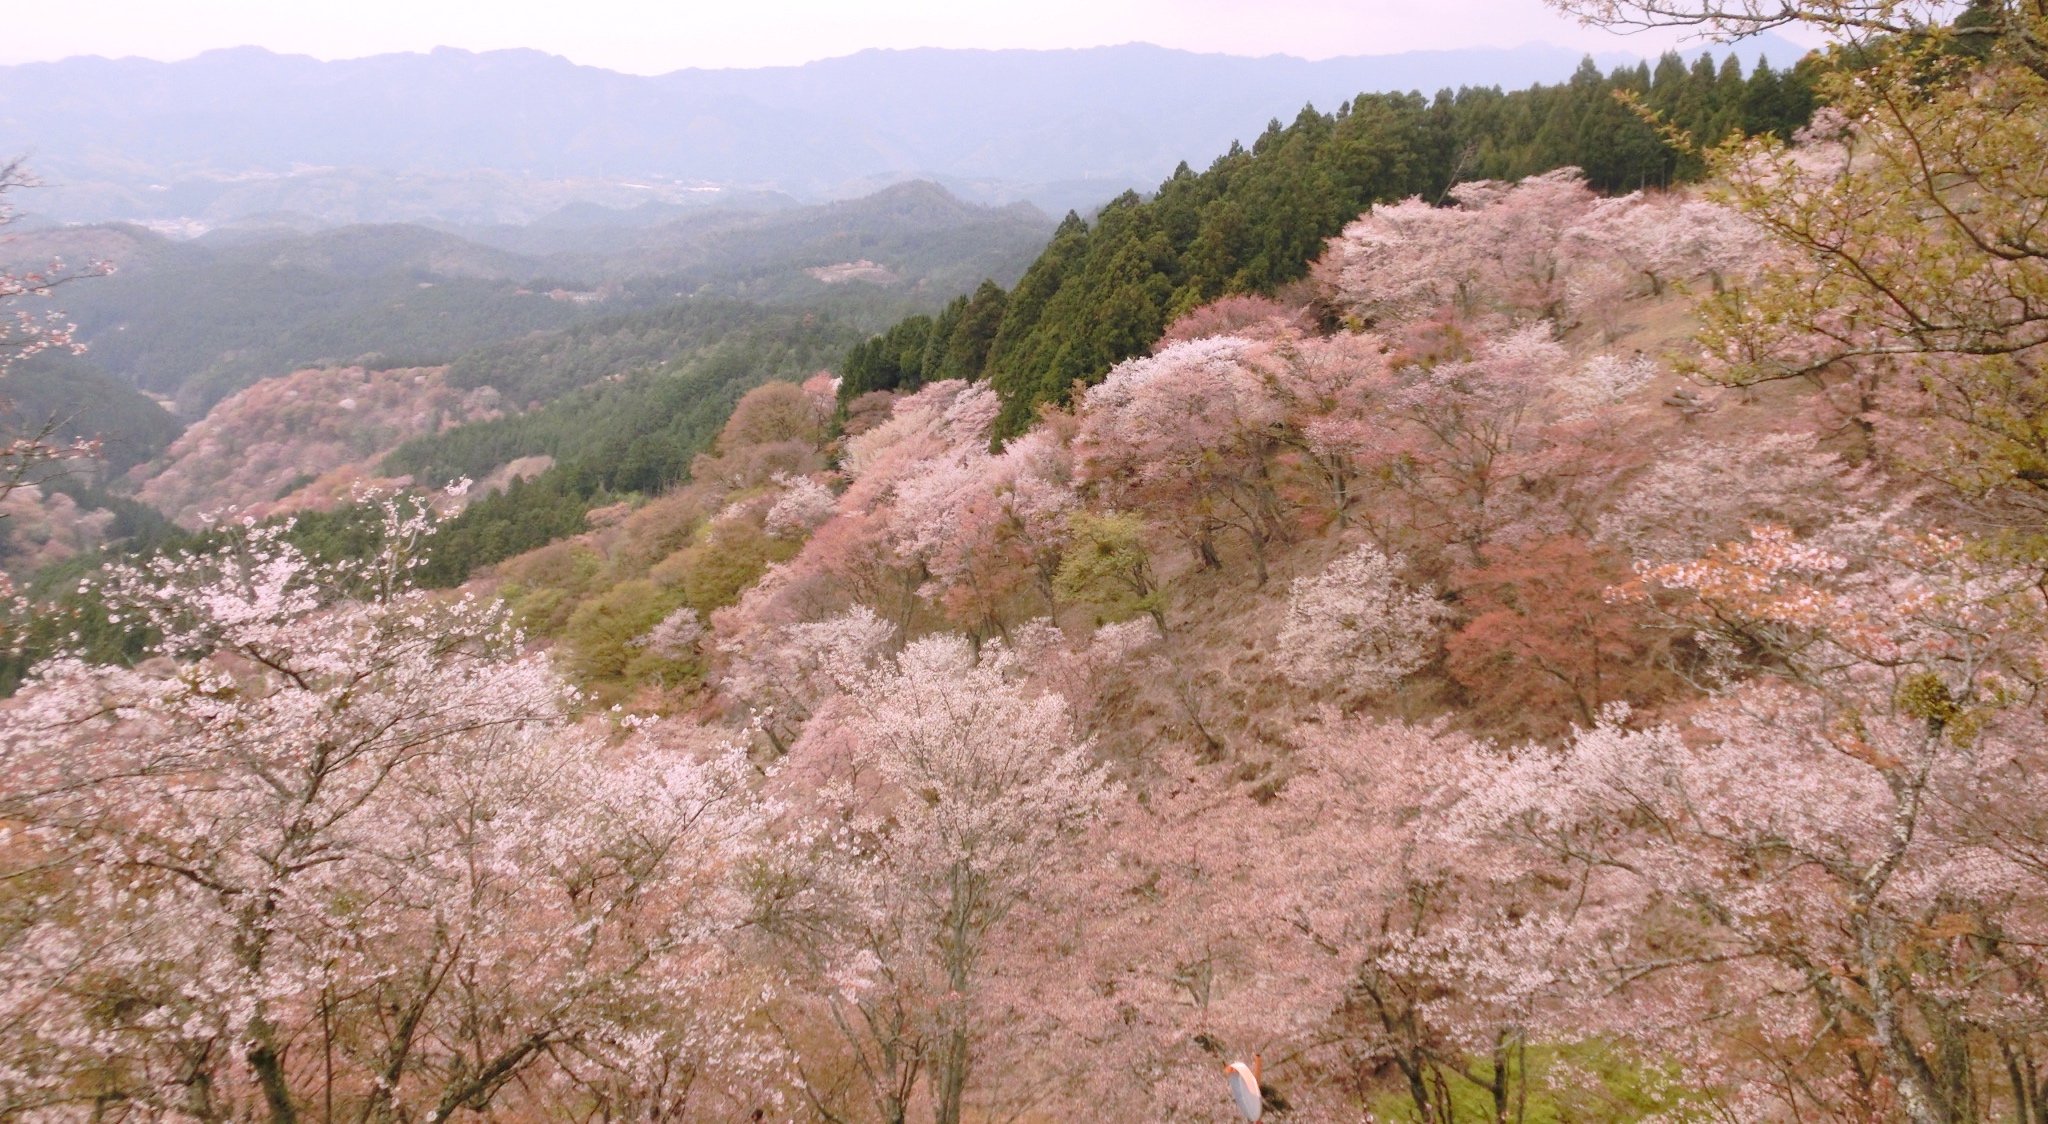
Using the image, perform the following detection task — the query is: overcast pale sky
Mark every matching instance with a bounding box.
[3,0,1801,72]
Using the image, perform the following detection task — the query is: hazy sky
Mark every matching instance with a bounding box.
[3,0,1799,72]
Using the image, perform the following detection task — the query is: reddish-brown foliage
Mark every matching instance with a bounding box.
[1445,535,1688,738]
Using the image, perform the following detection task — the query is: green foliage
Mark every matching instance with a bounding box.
[413,473,597,588]
[1365,1040,1708,1124]
[840,51,1819,437]
[63,257,603,413]
[835,278,1015,403]
[543,180,1053,305]
[839,314,936,399]
[557,578,685,688]
[388,304,862,489]
[445,294,914,408]
[51,184,1050,413]
[386,302,859,590]
[402,340,823,589]
[515,509,798,699]
[1055,511,1165,627]
[498,541,607,636]
[932,280,1008,382]
[665,517,799,618]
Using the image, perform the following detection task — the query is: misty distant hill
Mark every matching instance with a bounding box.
[13,180,1051,412]
[0,38,1809,226]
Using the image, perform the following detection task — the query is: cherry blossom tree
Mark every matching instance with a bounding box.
[634,603,706,659]
[1034,715,1597,1124]
[756,634,1110,1124]
[0,504,763,1124]
[1275,717,1596,1124]
[1594,430,1861,563]
[1001,615,1159,740]
[1157,294,1315,350]
[813,380,1008,635]
[1553,352,1659,418]
[771,378,1071,641]
[1315,197,1486,328]
[718,603,895,756]
[684,380,833,501]
[1076,337,1290,582]
[1561,190,1769,303]
[1382,322,1571,562]
[1452,523,2048,1124]
[0,484,117,575]
[1273,544,1446,703]
[918,427,1079,634]
[1318,170,1599,329]
[764,472,839,540]
[1244,330,1398,529]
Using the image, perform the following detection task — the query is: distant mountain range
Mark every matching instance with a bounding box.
[0,37,1811,227]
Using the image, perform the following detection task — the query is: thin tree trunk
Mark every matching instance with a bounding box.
[933,1027,970,1124]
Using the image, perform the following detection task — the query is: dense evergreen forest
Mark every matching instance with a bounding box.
[435,296,891,408]
[841,49,1817,435]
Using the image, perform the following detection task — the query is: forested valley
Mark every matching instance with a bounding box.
[7,3,2048,1122]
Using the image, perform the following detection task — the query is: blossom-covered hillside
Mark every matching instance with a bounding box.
[6,5,2048,1124]
[396,109,2038,1120]
[133,363,503,524]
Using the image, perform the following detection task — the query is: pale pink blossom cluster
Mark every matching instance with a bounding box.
[1597,431,1864,562]
[1272,544,1445,697]
[714,378,1078,656]
[0,485,117,576]
[136,365,503,527]
[1317,169,1597,325]
[1319,168,1765,336]
[763,472,839,539]
[634,603,706,659]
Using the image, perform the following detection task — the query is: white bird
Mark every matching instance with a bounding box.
[1225,1054,1263,1122]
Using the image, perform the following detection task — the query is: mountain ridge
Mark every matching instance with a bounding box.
[0,38,1810,224]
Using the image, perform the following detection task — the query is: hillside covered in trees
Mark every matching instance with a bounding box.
[0,183,1051,590]
[13,4,2048,1124]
